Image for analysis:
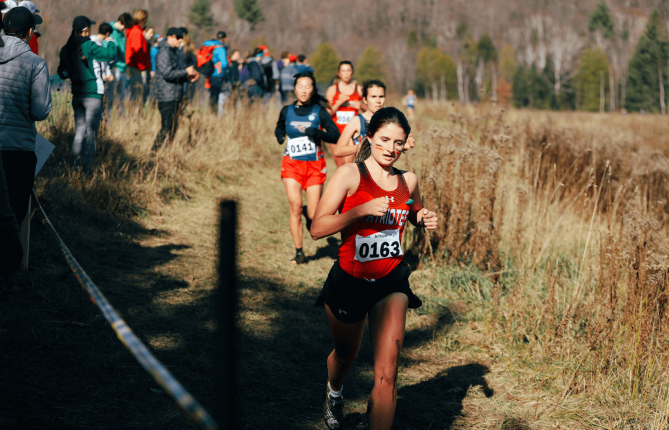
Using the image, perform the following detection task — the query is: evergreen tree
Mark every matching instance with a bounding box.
[626,8,669,112]
[310,42,340,83]
[235,0,264,28]
[588,1,615,38]
[477,34,497,64]
[356,46,386,83]
[574,47,610,111]
[512,64,552,109]
[188,0,214,34]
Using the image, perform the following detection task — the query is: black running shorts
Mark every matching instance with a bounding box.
[314,261,422,324]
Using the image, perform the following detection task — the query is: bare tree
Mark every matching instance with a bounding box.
[546,24,583,95]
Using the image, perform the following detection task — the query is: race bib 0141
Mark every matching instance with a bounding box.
[287,136,317,159]
[336,111,355,125]
[354,229,403,263]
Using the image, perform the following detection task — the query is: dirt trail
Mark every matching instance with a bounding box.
[1,158,498,429]
[139,160,497,429]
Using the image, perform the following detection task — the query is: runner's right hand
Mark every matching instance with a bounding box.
[359,197,389,217]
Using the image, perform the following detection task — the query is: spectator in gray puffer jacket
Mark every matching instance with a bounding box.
[0,7,51,235]
[153,27,196,147]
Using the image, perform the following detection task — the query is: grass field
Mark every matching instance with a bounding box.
[1,93,669,429]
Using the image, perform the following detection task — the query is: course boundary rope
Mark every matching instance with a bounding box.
[31,190,219,430]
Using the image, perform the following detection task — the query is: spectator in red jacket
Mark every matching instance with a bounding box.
[125,9,150,104]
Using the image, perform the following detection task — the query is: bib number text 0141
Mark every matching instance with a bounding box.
[354,229,403,263]
[287,136,316,159]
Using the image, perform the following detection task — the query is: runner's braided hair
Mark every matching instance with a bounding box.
[355,107,411,163]
[292,71,328,109]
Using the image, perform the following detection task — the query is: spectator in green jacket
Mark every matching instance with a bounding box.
[107,12,131,116]
[57,15,116,172]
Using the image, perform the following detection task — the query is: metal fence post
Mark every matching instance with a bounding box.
[215,200,238,428]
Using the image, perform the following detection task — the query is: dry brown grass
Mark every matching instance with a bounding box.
[8,92,669,428]
[411,100,669,428]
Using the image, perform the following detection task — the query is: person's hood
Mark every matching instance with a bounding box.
[260,55,273,65]
[89,34,103,46]
[203,39,223,47]
[0,35,31,63]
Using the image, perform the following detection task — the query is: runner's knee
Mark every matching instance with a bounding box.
[374,362,398,389]
[289,201,302,217]
[333,348,358,367]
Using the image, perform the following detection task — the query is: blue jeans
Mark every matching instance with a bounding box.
[72,97,103,172]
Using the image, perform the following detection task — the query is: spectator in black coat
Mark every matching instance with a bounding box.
[153,28,196,147]
[246,47,269,103]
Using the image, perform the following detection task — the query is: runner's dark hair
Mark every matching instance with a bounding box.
[338,60,354,73]
[362,79,386,99]
[355,107,411,163]
[292,71,328,108]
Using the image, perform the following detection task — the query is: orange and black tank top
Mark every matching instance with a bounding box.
[332,83,362,133]
[338,162,412,281]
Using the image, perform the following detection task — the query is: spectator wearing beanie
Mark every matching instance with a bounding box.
[0,7,51,263]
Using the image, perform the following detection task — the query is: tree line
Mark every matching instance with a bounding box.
[296,1,669,113]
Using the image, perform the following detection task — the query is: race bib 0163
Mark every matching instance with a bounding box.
[354,229,403,263]
[287,136,317,159]
[336,111,355,125]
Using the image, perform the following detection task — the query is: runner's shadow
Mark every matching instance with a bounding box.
[393,362,494,429]
[307,236,340,262]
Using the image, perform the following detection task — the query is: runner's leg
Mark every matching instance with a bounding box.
[324,303,366,391]
[282,177,304,249]
[304,184,322,221]
[366,292,409,430]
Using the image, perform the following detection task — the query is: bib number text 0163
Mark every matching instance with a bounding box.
[354,229,403,263]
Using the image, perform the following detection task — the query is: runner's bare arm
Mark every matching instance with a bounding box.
[311,164,388,240]
[403,172,438,230]
[325,85,338,114]
[356,84,367,113]
[333,116,360,158]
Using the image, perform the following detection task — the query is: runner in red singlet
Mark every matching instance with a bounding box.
[333,79,416,165]
[325,61,363,168]
[310,107,438,430]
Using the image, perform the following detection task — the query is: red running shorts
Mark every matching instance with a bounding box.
[281,156,327,190]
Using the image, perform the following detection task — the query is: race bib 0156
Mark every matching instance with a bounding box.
[336,111,355,125]
[287,136,317,159]
[354,229,403,263]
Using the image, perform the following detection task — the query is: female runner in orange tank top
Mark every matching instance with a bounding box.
[325,61,364,168]
[310,107,438,430]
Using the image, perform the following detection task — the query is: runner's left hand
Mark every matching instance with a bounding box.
[304,127,318,137]
[417,208,438,230]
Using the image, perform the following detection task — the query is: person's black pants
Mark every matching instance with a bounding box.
[209,77,224,111]
[155,101,180,146]
[0,150,31,278]
[1,150,36,224]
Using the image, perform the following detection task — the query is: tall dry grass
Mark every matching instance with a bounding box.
[410,101,669,427]
[37,91,282,218]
